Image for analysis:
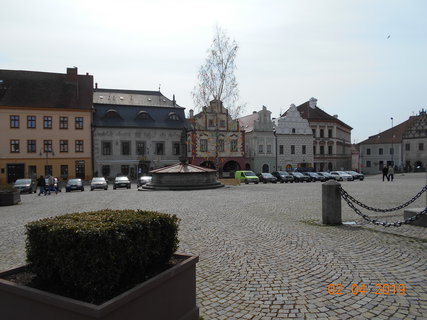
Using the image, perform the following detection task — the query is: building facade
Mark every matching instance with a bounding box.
[296,98,352,171]
[358,116,415,174]
[402,110,426,171]
[187,100,245,177]
[238,106,276,173]
[93,88,186,180]
[276,104,313,171]
[0,67,93,184]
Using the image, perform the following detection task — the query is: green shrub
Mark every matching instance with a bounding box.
[25,209,180,303]
[0,184,17,193]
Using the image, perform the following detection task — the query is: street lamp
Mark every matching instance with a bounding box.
[390,117,394,166]
[40,149,55,175]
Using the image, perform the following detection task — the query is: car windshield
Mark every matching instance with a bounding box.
[92,178,105,182]
[15,179,31,185]
[68,179,81,184]
[116,177,129,181]
[244,172,256,176]
[262,173,273,177]
[278,171,289,176]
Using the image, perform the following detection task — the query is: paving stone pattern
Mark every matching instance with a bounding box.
[1,173,426,319]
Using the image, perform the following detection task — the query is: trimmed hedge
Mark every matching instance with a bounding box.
[25,209,179,304]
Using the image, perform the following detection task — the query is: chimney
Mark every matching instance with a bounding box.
[173,94,176,106]
[66,67,78,81]
[309,97,317,109]
[189,109,194,118]
[333,114,338,118]
[95,82,98,89]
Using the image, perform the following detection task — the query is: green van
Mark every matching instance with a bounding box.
[234,171,259,184]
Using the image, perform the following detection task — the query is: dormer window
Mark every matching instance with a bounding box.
[136,111,153,120]
[292,128,296,133]
[168,112,180,121]
[104,109,122,119]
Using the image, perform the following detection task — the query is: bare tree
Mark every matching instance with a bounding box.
[192,25,244,118]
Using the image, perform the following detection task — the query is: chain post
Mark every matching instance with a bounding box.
[322,180,342,225]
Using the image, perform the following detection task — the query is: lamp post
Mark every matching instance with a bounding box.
[40,149,54,176]
[390,117,394,167]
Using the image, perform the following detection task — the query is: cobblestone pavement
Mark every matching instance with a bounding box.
[1,172,426,319]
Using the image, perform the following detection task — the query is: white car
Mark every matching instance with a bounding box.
[330,171,354,181]
[90,177,108,190]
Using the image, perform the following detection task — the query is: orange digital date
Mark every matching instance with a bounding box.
[327,283,406,295]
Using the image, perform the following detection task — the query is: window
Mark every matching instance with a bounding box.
[10,140,20,153]
[45,165,52,176]
[328,129,332,138]
[291,145,295,154]
[172,142,180,155]
[43,116,52,129]
[121,165,129,176]
[60,140,68,152]
[258,145,263,154]
[313,146,316,155]
[28,165,37,178]
[155,142,164,155]
[302,145,306,154]
[320,129,324,138]
[218,139,225,152]
[312,129,316,136]
[27,140,36,153]
[60,117,68,129]
[136,141,145,155]
[267,145,272,154]
[366,148,371,155]
[200,139,208,152]
[102,141,112,155]
[60,165,68,179]
[10,115,19,128]
[366,160,371,167]
[220,120,226,128]
[419,143,424,151]
[27,116,36,128]
[121,141,130,155]
[279,145,284,155]
[292,128,296,133]
[379,148,383,155]
[102,165,110,177]
[168,113,180,121]
[75,117,83,129]
[320,146,325,155]
[328,145,333,155]
[75,140,84,152]
[43,140,52,152]
[230,140,238,152]
[405,143,410,151]
[136,111,151,120]
[208,119,214,127]
[389,148,393,155]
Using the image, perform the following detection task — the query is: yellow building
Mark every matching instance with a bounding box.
[0,68,93,184]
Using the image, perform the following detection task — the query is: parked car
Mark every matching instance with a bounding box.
[272,171,294,183]
[137,175,152,187]
[318,172,336,181]
[346,171,364,181]
[65,178,84,192]
[257,172,278,184]
[90,177,108,191]
[234,171,259,184]
[306,172,326,182]
[290,172,311,182]
[13,178,37,194]
[113,176,131,189]
[330,171,354,181]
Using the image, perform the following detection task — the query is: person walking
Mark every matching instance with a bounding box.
[388,166,394,181]
[37,175,46,196]
[47,175,55,195]
[382,165,389,181]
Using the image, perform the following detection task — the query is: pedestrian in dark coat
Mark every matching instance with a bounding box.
[37,175,46,196]
[382,165,389,181]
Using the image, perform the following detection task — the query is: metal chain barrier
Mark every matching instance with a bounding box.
[339,185,427,213]
[339,185,427,227]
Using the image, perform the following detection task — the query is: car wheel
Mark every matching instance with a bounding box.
[255,182,259,184]
[113,187,116,190]
[244,179,249,184]
[91,188,94,191]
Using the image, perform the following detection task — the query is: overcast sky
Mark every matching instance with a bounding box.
[2,0,426,142]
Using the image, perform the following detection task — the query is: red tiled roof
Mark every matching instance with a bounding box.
[237,112,259,132]
[359,116,416,145]
[295,100,352,130]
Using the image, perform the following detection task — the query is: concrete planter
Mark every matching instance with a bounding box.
[0,254,199,320]
[0,191,21,206]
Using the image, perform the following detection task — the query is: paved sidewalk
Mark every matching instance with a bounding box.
[0,173,426,319]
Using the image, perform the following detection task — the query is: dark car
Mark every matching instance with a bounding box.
[90,177,108,190]
[137,175,152,187]
[65,178,84,192]
[257,173,278,184]
[272,171,294,183]
[13,178,37,194]
[113,176,131,189]
[346,171,364,181]
[306,172,326,182]
[318,172,336,181]
[290,172,311,183]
